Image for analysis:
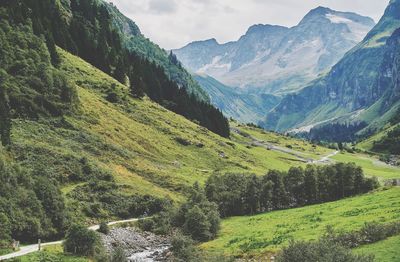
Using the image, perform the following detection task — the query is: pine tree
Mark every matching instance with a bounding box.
[304,165,318,204]
[0,85,11,146]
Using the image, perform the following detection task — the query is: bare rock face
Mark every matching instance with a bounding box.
[101,227,171,262]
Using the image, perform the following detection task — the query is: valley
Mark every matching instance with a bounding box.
[0,0,399,261]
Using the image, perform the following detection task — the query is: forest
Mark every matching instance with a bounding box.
[0,0,229,138]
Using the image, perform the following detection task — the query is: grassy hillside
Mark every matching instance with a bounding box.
[9,48,339,216]
[354,234,400,261]
[331,153,400,180]
[202,187,400,258]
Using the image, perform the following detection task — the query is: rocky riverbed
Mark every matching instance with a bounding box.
[101,227,171,261]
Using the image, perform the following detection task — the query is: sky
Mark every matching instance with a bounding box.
[108,0,390,50]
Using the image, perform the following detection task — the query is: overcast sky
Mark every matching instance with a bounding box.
[108,0,390,50]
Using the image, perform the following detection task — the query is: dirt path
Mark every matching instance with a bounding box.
[232,127,338,164]
[0,218,140,261]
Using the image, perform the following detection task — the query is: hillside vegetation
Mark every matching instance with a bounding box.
[202,187,400,258]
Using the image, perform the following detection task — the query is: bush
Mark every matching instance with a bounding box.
[170,231,200,262]
[63,224,102,257]
[323,222,400,248]
[277,239,374,262]
[98,222,109,235]
[110,246,127,262]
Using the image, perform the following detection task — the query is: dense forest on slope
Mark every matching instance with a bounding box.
[0,0,229,138]
[306,122,368,143]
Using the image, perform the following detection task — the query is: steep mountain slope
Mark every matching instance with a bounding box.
[5,0,230,137]
[4,45,340,239]
[103,2,208,101]
[174,7,374,95]
[263,0,400,136]
[194,75,280,123]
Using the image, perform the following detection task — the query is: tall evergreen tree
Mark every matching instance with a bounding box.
[0,85,11,146]
[304,165,318,204]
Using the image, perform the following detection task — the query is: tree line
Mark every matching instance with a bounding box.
[205,163,379,217]
[307,122,367,143]
[1,0,230,138]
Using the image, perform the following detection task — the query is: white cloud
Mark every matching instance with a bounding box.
[108,0,390,49]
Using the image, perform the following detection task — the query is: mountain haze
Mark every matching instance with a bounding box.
[174,7,375,95]
[194,75,280,123]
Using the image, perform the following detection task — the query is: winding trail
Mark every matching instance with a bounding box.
[0,218,140,261]
[232,127,338,164]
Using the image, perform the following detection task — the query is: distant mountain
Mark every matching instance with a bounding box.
[194,75,280,123]
[263,0,400,139]
[174,7,375,95]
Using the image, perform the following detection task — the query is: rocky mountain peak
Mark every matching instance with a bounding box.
[245,24,288,35]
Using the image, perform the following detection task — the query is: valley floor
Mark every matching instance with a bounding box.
[202,187,400,258]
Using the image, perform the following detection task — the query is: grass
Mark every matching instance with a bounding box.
[331,152,400,180]
[0,248,12,256]
[235,123,332,160]
[201,187,400,258]
[19,244,88,262]
[11,47,338,209]
[354,234,400,262]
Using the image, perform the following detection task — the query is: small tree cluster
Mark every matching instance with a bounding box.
[205,163,378,217]
[139,183,221,242]
[63,224,102,257]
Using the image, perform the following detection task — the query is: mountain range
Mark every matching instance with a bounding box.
[263,0,400,140]
[174,7,375,96]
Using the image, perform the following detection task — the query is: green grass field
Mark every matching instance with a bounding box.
[332,153,400,180]
[18,245,88,262]
[354,235,400,262]
[202,187,400,258]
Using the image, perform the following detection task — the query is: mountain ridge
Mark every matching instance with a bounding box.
[263,0,400,140]
[173,7,375,96]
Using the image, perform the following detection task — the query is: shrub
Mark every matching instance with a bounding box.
[63,224,102,257]
[110,246,127,262]
[170,231,199,262]
[276,239,374,262]
[98,222,109,235]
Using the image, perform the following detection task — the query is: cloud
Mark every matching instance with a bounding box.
[148,0,177,14]
[108,0,390,50]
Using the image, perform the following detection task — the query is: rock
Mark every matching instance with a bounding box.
[101,227,171,261]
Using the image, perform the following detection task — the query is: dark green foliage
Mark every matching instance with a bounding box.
[0,85,11,146]
[276,239,374,262]
[110,246,127,262]
[205,163,378,217]
[67,180,171,219]
[1,0,229,138]
[0,16,78,121]
[307,122,368,143]
[63,224,101,257]
[140,183,220,242]
[373,126,400,154]
[127,53,230,137]
[98,222,109,235]
[0,152,68,242]
[390,108,400,125]
[170,231,234,262]
[323,221,400,248]
[170,231,200,261]
[173,183,221,242]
